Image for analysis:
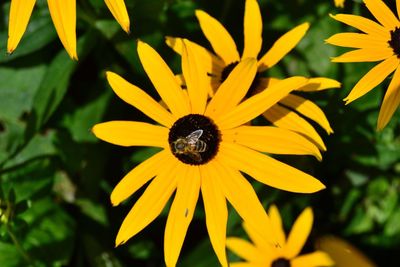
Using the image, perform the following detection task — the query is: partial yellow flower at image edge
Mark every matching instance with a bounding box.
[327,0,400,130]
[7,0,130,60]
[92,40,326,267]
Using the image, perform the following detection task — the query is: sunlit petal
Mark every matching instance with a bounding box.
[226,237,264,263]
[263,104,327,151]
[200,163,228,267]
[284,207,313,259]
[206,58,257,119]
[222,126,322,160]
[377,65,400,130]
[165,166,200,267]
[344,55,399,104]
[258,23,309,71]
[325,32,388,49]
[216,77,308,129]
[195,10,240,64]
[331,47,393,62]
[110,150,171,206]
[280,94,333,134]
[115,164,180,246]
[106,71,175,127]
[7,0,36,54]
[296,77,341,92]
[104,0,130,33]
[137,41,190,117]
[92,121,169,148]
[268,205,286,246]
[329,14,389,39]
[47,0,77,60]
[218,142,325,193]
[243,0,262,59]
[364,0,400,29]
[181,40,208,114]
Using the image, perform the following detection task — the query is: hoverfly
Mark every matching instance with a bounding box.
[172,129,207,162]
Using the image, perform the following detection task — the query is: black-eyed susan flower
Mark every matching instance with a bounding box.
[7,0,130,60]
[227,205,335,267]
[327,0,400,130]
[166,0,340,151]
[92,40,326,267]
[334,0,345,8]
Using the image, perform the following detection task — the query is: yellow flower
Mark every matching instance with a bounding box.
[227,205,335,267]
[166,0,340,151]
[7,0,130,60]
[92,40,326,267]
[327,0,400,130]
[334,0,345,8]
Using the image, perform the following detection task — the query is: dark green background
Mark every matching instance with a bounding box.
[0,0,399,266]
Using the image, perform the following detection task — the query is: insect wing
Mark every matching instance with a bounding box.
[186,129,203,145]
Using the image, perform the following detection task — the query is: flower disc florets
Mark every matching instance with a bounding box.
[168,114,220,165]
[389,27,400,57]
[271,258,291,267]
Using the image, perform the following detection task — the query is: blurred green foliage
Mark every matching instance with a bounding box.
[0,0,399,266]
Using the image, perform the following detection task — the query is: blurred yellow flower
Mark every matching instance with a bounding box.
[92,40,326,267]
[227,205,335,267]
[334,0,345,8]
[167,0,340,152]
[7,0,130,60]
[327,0,400,130]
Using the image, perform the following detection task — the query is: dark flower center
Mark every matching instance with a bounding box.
[220,61,263,97]
[389,27,400,57]
[271,258,291,267]
[168,114,220,165]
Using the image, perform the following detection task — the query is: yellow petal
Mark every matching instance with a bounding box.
[280,94,333,134]
[344,55,399,104]
[334,0,345,8]
[258,23,309,71]
[211,159,276,245]
[47,0,77,60]
[218,142,325,193]
[292,251,335,267]
[195,10,240,64]
[200,164,229,267]
[263,104,327,151]
[104,0,130,33]
[398,0,400,19]
[92,121,169,148]
[110,150,170,206]
[206,58,257,119]
[377,66,400,130]
[164,166,200,267]
[364,0,400,30]
[284,207,313,259]
[267,205,286,247]
[165,37,225,71]
[242,0,262,59]
[222,126,322,160]
[181,40,208,114]
[7,0,36,54]
[137,41,190,117]
[216,77,308,130]
[226,237,264,263]
[316,236,377,267]
[106,72,175,127]
[297,77,341,92]
[115,164,180,246]
[325,32,388,49]
[331,47,393,63]
[329,14,389,40]
[230,264,254,267]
